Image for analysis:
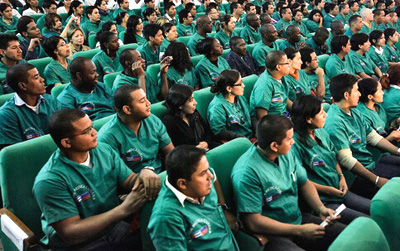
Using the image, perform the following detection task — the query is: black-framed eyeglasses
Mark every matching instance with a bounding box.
[69,125,94,138]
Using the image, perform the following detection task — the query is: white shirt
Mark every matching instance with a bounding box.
[14,93,44,114]
[57,6,68,14]
[22,7,43,16]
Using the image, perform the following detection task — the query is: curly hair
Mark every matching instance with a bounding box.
[163,42,193,74]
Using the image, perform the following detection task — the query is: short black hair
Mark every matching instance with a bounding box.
[119,48,135,69]
[143,23,162,41]
[339,3,348,12]
[42,35,65,60]
[280,6,290,17]
[165,2,175,11]
[185,2,195,12]
[244,2,255,12]
[42,0,57,9]
[349,14,361,27]
[179,9,190,23]
[299,46,315,68]
[48,109,86,148]
[358,78,379,103]
[265,50,286,71]
[16,16,34,36]
[331,35,349,54]
[373,8,384,17]
[369,29,384,46]
[229,35,243,49]
[350,32,369,51]
[257,115,293,150]
[143,7,156,21]
[70,57,91,79]
[230,2,240,13]
[6,63,36,93]
[0,33,19,50]
[330,73,359,102]
[166,145,206,189]
[85,6,97,18]
[325,3,337,13]
[114,84,141,112]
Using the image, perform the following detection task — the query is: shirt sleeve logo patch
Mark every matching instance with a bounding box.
[23,127,43,140]
[124,148,143,162]
[190,219,212,239]
[79,102,96,111]
[73,185,95,203]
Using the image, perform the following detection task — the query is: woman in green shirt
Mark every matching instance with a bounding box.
[95,0,111,22]
[143,7,157,26]
[162,41,199,88]
[115,11,128,33]
[382,65,400,126]
[367,30,389,74]
[215,15,236,50]
[292,9,311,39]
[0,3,18,32]
[291,95,370,224]
[160,23,178,53]
[208,69,256,142]
[306,9,324,33]
[124,15,146,45]
[383,28,400,64]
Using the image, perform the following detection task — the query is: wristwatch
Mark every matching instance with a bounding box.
[219,203,230,211]
[143,166,155,172]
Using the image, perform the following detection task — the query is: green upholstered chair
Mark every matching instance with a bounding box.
[328,217,390,251]
[371,177,400,251]
[88,34,97,49]
[246,43,257,55]
[190,55,205,67]
[59,13,68,24]
[73,48,101,59]
[119,43,139,52]
[150,101,168,119]
[176,36,191,45]
[0,93,14,107]
[146,63,160,80]
[243,74,257,102]
[29,14,44,23]
[93,114,113,131]
[103,71,121,89]
[206,138,267,251]
[222,49,230,58]
[193,87,214,120]
[4,29,16,34]
[317,54,330,70]
[51,83,68,97]
[29,57,52,78]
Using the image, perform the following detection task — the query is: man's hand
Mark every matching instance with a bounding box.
[315,67,324,77]
[298,224,325,240]
[196,141,209,151]
[135,168,161,200]
[28,38,40,51]
[339,177,348,196]
[224,210,240,232]
[119,184,148,215]
[160,56,172,75]
[132,61,145,77]
[319,207,340,226]
[298,41,307,49]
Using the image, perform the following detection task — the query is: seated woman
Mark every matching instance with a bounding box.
[22,0,44,16]
[207,69,256,142]
[42,35,71,90]
[160,23,177,53]
[306,9,323,33]
[163,41,199,89]
[381,65,400,130]
[383,28,400,65]
[65,1,86,24]
[94,0,111,22]
[367,30,389,74]
[67,27,90,59]
[124,15,146,45]
[143,7,157,26]
[92,31,122,82]
[291,95,370,225]
[57,0,71,14]
[116,11,128,33]
[0,3,18,32]
[195,37,230,88]
[95,21,123,48]
[215,15,236,49]
[42,13,75,38]
[162,84,211,149]
[357,78,400,164]
[291,9,311,39]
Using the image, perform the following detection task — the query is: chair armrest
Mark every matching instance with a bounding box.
[0,208,37,248]
[242,228,268,245]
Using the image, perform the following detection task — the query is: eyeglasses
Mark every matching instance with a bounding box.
[69,125,94,138]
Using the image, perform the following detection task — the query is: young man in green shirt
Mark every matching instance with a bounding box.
[324,73,400,199]
[323,3,338,28]
[325,20,345,53]
[240,13,261,44]
[305,27,330,55]
[33,108,161,250]
[112,0,134,19]
[0,63,62,149]
[344,14,362,37]
[81,6,104,38]
[16,16,47,61]
[325,35,356,79]
[371,9,386,30]
[98,85,174,174]
[274,7,292,34]
[279,25,306,50]
[57,57,115,121]
[232,115,345,251]
[334,3,350,24]
[230,2,245,27]
[149,145,239,251]
[187,15,213,56]
[177,9,196,37]
[252,24,279,73]
[137,23,164,67]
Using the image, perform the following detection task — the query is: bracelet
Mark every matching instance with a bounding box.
[338,173,344,177]
[375,176,380,186]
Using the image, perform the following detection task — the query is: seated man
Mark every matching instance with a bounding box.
[177,9,196,37]
[325,20,345,53]
[323,3,338,28]
[16,16,47,61]
[325,35,357,79]
[33,108,160,250]
[164,2,177,25]
[0,34,26,94]
[57,57,115,121]
[252,24,279,73]
[98,85,174,174]
[240,13,261,44]
[274,7,292,35]
[359,8,374,35]
[344,14,363,38]
[279,25,306,50]
[325,73,400,199]
[250,51,292,119]
[148,145,240,250]
[225,36,259,77]
[334,3,350,24]
[0,63,62,149]
[232,115,345,251]
[36,0,57,31]
[113,48,169,104]
[81,6,104,38]
[305,27,330,55]
[371,9,386,30]
[137,23,164,67]
[187,15,213,56]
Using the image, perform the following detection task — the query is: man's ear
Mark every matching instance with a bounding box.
[344,91,350,100]
[18,82,27,92]
[122,105,132,115]
[60,138,72,149]
[270,141,279,153]
[176,178,187,191]
[0,48,5,57]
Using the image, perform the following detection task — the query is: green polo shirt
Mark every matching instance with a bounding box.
[239,25,261,44]
[383,85,400,124]
[214,30,233,50]
[305,71,332,103]
[279,40,302,50]
[43,58,71,86]
[360,23,371,35]
[252,40,279,67]
[305,19,319,32]
[148,169,239,251]
[285,70,311,101]
[383,44,400,63]
[188,33,207,56]
[305,37,326,55]
[333,13,348,24]
[97,114,171,173]
[323,14,335,28]
[112,72,159,104]
[366,47,388,74]
[166,66,199,88]
[159,39,170,53]
[57,82,115,121]
[324,104,375,170]
[0,59,26,94]
[194,56,230,88]
[0,16,18,32]
[117,24,126,33]
[112,8,135,19]
[33,143,132,248]
[325,53,355,79]
[137,42,161,68]
[92,50,122,82]
[274,19,291,33]
[232,146,307,224]
[0,94,62,145]
[177,23,196,37]
[348,50,377,76]
[81,20,104,38]
[371,21,386,31]
[291,20,311,38]
[250,70,289,115]
[207,94,254,138]
[42,28,61,38]
[344,29,355,37]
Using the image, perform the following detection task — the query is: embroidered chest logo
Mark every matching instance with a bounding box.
[190,219,212,239]
[23,127,42,140]
[79,102,96,111]
[73,185,95,203]
[124,148,143,162]
[210,72,219,81]
[228,114,241,124]
[311,154,325,169]
[271,94,283,102]
[264,186,282,204]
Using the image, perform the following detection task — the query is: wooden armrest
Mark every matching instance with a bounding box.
[0,208,37,248]
[241,228,268,246]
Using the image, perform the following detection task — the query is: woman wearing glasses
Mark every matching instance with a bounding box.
[207,69,257,143]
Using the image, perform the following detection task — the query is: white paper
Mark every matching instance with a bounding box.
[1,214,29,251]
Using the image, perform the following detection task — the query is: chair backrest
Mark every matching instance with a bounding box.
[59,13,68,24]
[119,30,126,41]
[29,57,52,78]
[88,34,97,49]
[206,138,252,208]
[328,217,390,251]
[150,100,168,119]
[317,54,330,70]
[371,177,400,251]
[4,29,16,34]
[246,43,257,55]
[103,71,121,89]
[29,14,43,22]
[73,48,101,59]
[193,87,215,120]
[51,83,67,97]
[0,93,14,107]
[190,55,204,67]
[146,63,160,80]
[119,43,139,52]
[176,36,191,45]
[93,114,113,131]
[243,74,257,102]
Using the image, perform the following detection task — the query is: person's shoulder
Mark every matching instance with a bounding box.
[97,114,119,137]
[92,50,105,60]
